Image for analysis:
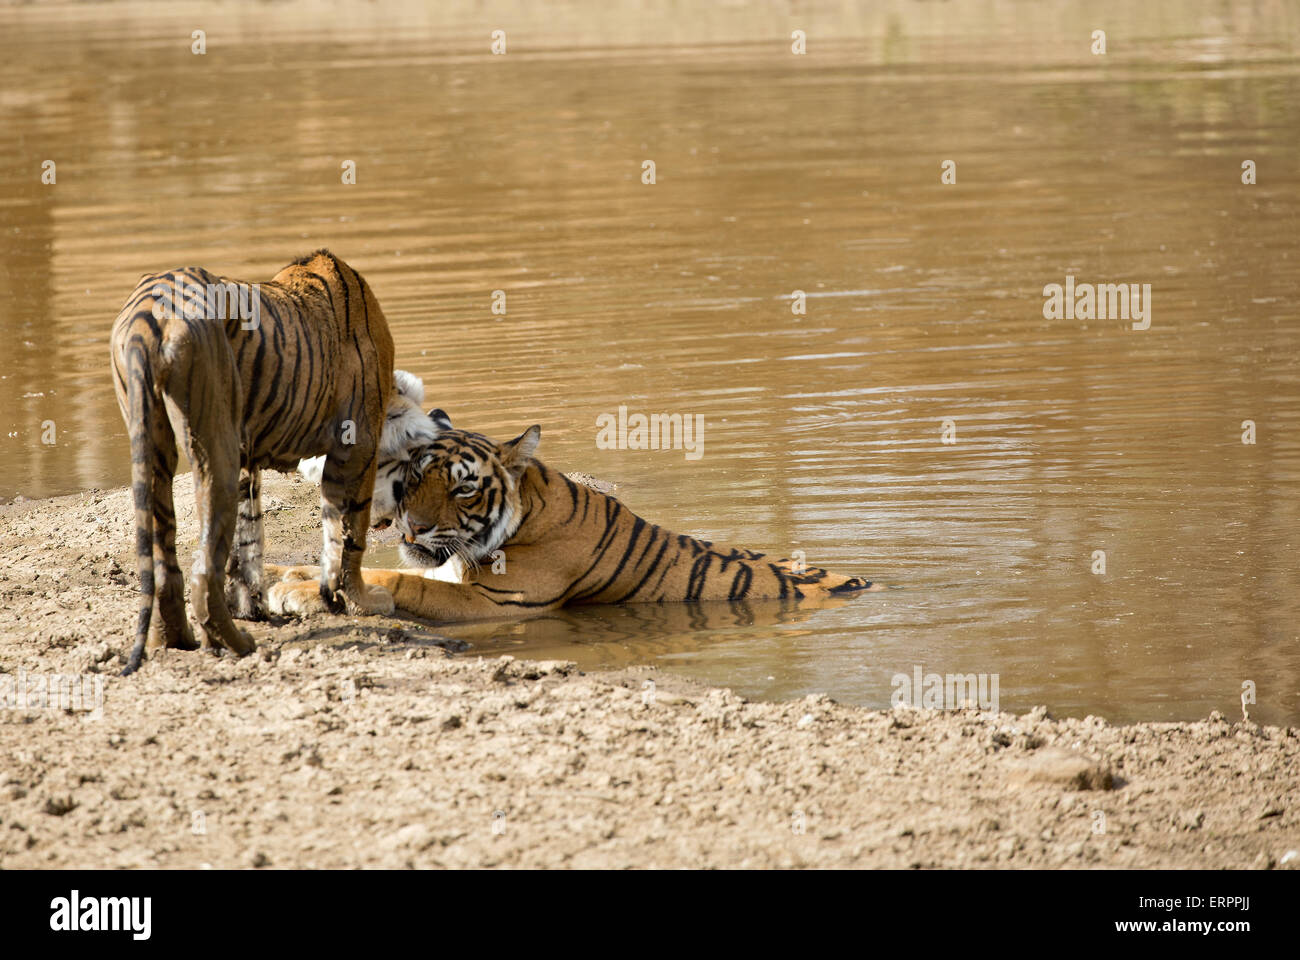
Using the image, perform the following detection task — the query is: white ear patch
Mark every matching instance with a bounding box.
[392,368,425,405]
[381,372,441,460]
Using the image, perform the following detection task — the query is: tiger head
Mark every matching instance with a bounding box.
[395,417,542,569]
[297,369,450,527]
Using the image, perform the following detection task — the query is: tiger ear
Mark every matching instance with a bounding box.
[427,408,452,432]
[393,369,425,405]
[501,425,541,475]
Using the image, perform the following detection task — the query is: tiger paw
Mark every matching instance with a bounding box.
[225,578,266,620]
[149,616,198,652]
[199,623,256,658]
[226,626,256,657]
[267,580,329,617]
[264,564,320,582]
[347,584,395,617]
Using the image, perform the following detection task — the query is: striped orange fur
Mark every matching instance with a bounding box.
[110,250,395,673]
[266,420,880,622]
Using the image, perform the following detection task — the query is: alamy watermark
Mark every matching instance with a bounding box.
[49,890,150,940]
[891,665,999,712]
[596,405,704,460]
[1043,275,1151,330]
[1,669,103,719]
[150,276,260,330]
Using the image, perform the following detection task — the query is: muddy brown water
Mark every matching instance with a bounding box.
[1,1,1298,723]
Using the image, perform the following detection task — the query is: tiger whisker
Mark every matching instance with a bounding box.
[455,539,482,578]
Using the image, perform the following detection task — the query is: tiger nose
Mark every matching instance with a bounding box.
[405,523,433,543]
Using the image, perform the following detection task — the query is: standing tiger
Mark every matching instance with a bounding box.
[265,415,880,621]
[110,249,395,674]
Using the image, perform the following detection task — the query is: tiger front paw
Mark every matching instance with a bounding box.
[347,584,395,617]
[225,578,265,621]
[264,563,320,582]
[266,580,329,618]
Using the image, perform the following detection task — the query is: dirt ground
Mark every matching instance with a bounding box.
[1,475,1297,869]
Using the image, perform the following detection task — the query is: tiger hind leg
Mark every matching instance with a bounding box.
[164,354,255,659]
[189,459,255,657]
[224,465,266,620]
[148,429,197,652]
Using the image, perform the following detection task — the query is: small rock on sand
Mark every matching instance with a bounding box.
[1007,747,1115,791]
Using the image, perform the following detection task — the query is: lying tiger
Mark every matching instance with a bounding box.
[266,416,880,621]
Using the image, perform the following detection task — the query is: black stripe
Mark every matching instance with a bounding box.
[685,553,713,601]
[571,515,646,603]
[609,528,671,603]
[768,563,789,600]
[728,564,753,601]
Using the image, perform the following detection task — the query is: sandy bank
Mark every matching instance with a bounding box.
[1,476,1296,868]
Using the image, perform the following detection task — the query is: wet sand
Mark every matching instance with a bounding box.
[1,476,1296,868]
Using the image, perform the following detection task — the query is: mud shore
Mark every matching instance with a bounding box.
[1,476,1296,868]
